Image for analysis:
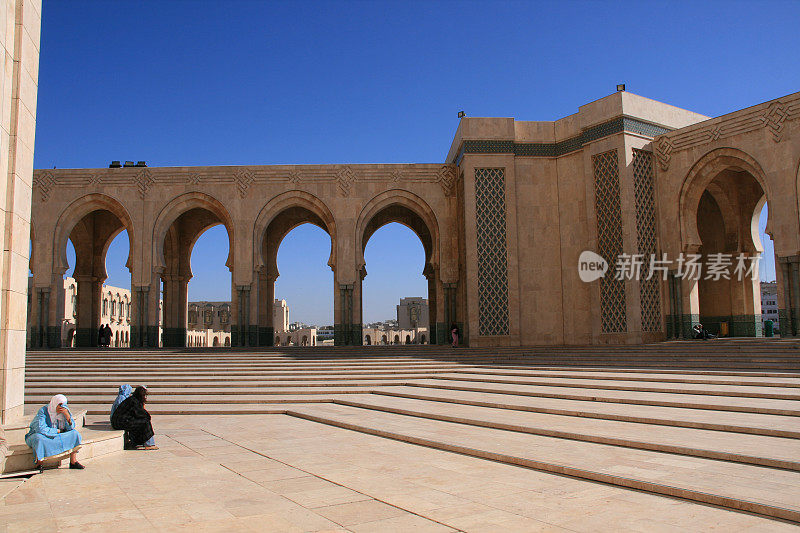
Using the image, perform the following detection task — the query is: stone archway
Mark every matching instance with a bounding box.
[43,194,134,347]
[356,190,441,346]
[152,193,234,347]
[679,148,771,337]
[252,191,336,346]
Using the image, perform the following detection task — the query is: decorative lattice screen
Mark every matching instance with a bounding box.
[592,150,627,333]
[475,168,510,336]
[632,149,662,332]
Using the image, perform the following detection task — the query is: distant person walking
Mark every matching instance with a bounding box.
[450,324,459,348]
[98,324,106,347]
[104,324,113,347]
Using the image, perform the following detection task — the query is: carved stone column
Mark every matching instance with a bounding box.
[442,282,459,345]
[233,284,252,346]
[335,283,358,346]
[74,274,102,347]
[257,271,276,346]
[161,273,188,347]
[778,256,800,337]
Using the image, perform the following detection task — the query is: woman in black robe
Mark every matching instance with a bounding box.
[111,385,157,450]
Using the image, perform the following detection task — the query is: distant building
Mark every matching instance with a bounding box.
[274,327,317,346]
[27,277,143,348]
[761,281,779,332]
[274,299,289,333]
[397,297,429,330]
[362,327,428,345]
[316,326,335,344]
[187,301,232,347]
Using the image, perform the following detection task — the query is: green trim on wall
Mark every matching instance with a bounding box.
[162,327,186,347]
[699,315,763,338]
[258,326,274,346]
[334,323,362,346]
[453,117,672,164]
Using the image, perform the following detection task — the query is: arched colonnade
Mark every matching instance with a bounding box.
[28,164,460,348]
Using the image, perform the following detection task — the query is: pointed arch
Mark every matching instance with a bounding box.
[152,192,234,272]
[52,193,134,275]
[252,190,337,273]
[356,189,440,274]
[678,148,772,252]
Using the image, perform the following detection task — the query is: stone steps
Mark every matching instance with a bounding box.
[22,343,800,523]
[325,394,800,470]
[375,386,800,438]
[405,380,800,416]
[283,403,800,522]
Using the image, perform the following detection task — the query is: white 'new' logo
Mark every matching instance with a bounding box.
[578,251,608,282]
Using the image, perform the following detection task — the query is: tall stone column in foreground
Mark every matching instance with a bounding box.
[0,0,41,424]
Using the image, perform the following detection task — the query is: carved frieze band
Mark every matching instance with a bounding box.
[32,164,458,201]
[655,95,800,171]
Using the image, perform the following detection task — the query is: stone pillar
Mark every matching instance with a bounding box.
[727,252,762,337]
[335,283,358,346]
[0,0,42,423]
[256,271,275,346]
[427,275,437,344]
[130,285,149,347]
[161,274,188,347]
[665,271,684,339]
[232,284,251,347]
[680,276,701,339]
[29,286,48,348]
[73,274,102,347]
[777,256,800,337]
[441,282,460,345]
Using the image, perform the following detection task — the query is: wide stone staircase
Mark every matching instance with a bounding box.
[21,340,800,524]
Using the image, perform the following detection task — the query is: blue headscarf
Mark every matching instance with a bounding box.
[110,384,132,417]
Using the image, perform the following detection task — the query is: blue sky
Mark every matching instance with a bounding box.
[41,1,797,324]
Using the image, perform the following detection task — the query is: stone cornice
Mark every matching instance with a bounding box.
[451,116,671,165]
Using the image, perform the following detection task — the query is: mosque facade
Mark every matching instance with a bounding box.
[25,90,800,351]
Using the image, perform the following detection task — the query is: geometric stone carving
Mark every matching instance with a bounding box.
[761,101,789,142]
[592,150,627,333]
[632,149,662,332]
[437,165,456,196]
[33,171,56,202]
[337,166,355,197]
[655,136,673,171]
[234,168,255,198]
[134,168,155,198]
[475,168,509,336]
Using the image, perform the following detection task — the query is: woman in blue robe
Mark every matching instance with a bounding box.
[25,394,84,469]
[110,384,132,418]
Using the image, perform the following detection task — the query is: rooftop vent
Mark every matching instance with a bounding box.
[123,161,135,167]
[135,161,147,167]
[109,161,122,168]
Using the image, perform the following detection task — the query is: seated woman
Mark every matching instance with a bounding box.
[111,385,157,450]
[110,384,132,419]
[25,394,84,469]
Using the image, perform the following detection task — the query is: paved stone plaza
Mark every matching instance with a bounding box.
[3,342,799,531]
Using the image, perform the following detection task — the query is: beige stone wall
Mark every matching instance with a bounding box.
[27,85,800,348]
[0,0,39,423]
[452,92,717,345]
